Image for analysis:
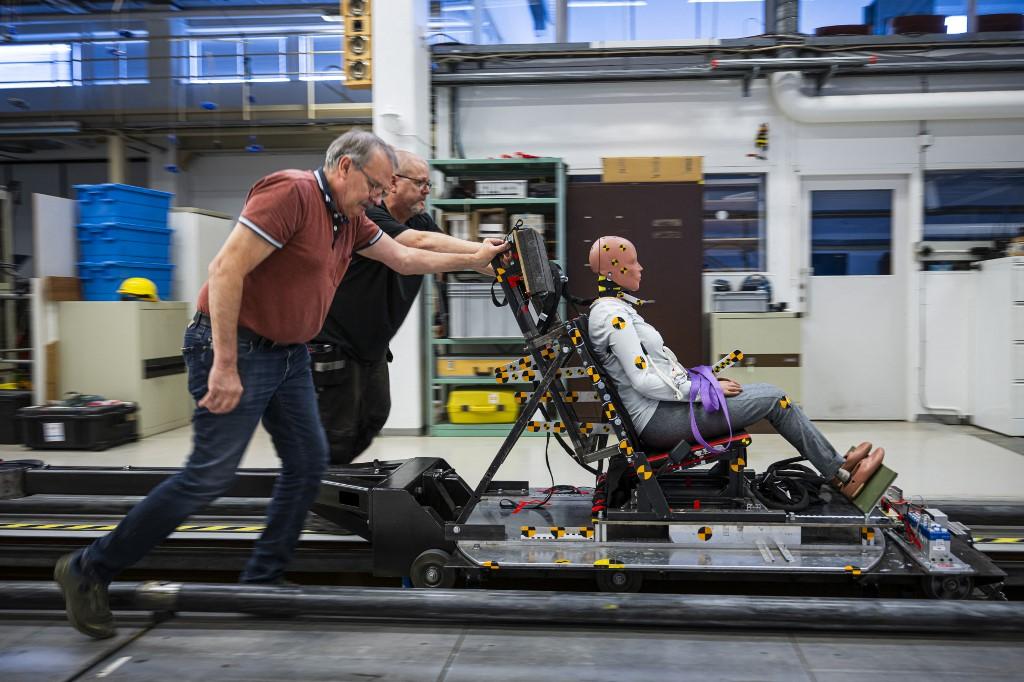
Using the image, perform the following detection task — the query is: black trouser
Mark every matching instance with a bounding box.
[312,350,391,466]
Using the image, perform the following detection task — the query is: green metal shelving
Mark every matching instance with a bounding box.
[424,157,566,437]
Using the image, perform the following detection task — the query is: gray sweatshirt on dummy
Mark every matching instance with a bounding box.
[588,297,698,433]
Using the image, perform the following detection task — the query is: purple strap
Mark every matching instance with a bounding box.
[687,365,733,454]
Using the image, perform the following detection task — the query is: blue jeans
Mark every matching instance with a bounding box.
[78,317,328,584]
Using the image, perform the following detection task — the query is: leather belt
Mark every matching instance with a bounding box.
[191,312,286,350]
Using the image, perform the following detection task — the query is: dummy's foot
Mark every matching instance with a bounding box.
[830,442,871,487]
[841,447,885,500]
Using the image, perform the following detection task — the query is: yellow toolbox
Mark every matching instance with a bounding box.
[447,388,519,424]
[436,356,516,379]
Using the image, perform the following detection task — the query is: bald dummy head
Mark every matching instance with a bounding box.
[588,235,643,291]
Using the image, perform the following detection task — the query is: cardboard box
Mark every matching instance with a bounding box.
[472,208,507,241]
[602,156,703,183]
[442,212,471,241]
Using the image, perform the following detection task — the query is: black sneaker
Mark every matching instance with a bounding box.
[53,553,117,639]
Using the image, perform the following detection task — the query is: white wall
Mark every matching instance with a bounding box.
[179,152,323,218]
[436,75,1024,420]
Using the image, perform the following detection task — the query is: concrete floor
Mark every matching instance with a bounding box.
[5,420,1022,501]
[3,612,1024,682]
[1,421,1022,680]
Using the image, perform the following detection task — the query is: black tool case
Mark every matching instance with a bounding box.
[18,403,139,451]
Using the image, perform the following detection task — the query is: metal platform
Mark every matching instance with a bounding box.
[457,490,896,574]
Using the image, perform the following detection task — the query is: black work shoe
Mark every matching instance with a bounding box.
[53,553,117,639]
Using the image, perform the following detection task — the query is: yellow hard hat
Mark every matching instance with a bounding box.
[117,277,159,302]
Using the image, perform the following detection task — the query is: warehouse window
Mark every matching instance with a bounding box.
[299,35,345,81]
[923,169,1024,244]
[703,174,766,272]
[0,43,77,89]
[189,37,288,83]
[85,41,148,85]
[810,189,892,276]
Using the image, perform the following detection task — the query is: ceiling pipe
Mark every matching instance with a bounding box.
[432,57,1024,86]
[771,70,1024,122]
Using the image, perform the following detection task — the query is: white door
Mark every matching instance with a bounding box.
[801,177,908,420]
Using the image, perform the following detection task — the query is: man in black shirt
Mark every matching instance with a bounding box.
[312,150,493,464]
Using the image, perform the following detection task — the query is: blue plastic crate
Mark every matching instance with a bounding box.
[78,261,175,301]
[78,222,172,264]
[74,184,173,229]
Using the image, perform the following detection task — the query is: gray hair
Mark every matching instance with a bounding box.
[324,129,397,171]
[394,149,427,176]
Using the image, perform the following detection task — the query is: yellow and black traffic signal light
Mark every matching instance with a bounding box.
[342,0,371,89]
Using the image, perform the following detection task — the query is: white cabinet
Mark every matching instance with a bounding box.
[973,257,1024,436]
[710,312,802,404]
[170,208,233,313]
[59,302,191,438]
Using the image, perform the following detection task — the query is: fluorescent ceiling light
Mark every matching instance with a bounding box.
[945,15,967,34]
[186,25,339,35]
[0,121,80,134]
[569,1,647,7]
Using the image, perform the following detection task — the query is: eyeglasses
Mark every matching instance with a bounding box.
[355,165,388,197]
[396,174,433,190]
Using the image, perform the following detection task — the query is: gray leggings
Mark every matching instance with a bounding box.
[640,382,844,479]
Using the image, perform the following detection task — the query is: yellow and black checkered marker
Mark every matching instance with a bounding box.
[698,526,713,541]
[482,560,501,570]
[611,258,619,266]
[541,346,557,361]
[555,558,572,564]
[711,349,744,375]
[494,369,510,384]
[611,317,627,330]
[517,356,534,369]
[579,422,614,436]
[521,526,536,538]
[730,456,746,473]
[602,243,611,252]
[620,267,628,275]
[550,527,566,539]
[619,244,627,251]
[634,355,647,370]
[618,439,634,455]
[514,391,529,404]
[740,436,752,446]
[844,565,862,577]
[586,366,602,384]
[526,420,567,434]
[570,328,583,346]
[861,527,875,544]
[779,396,791,409]
[604,403,617,420]
[495,267,506,283]
[976,537,1024,544]
[636,464,652,481]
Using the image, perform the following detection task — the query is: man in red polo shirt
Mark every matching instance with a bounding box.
[54,130,507,639]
